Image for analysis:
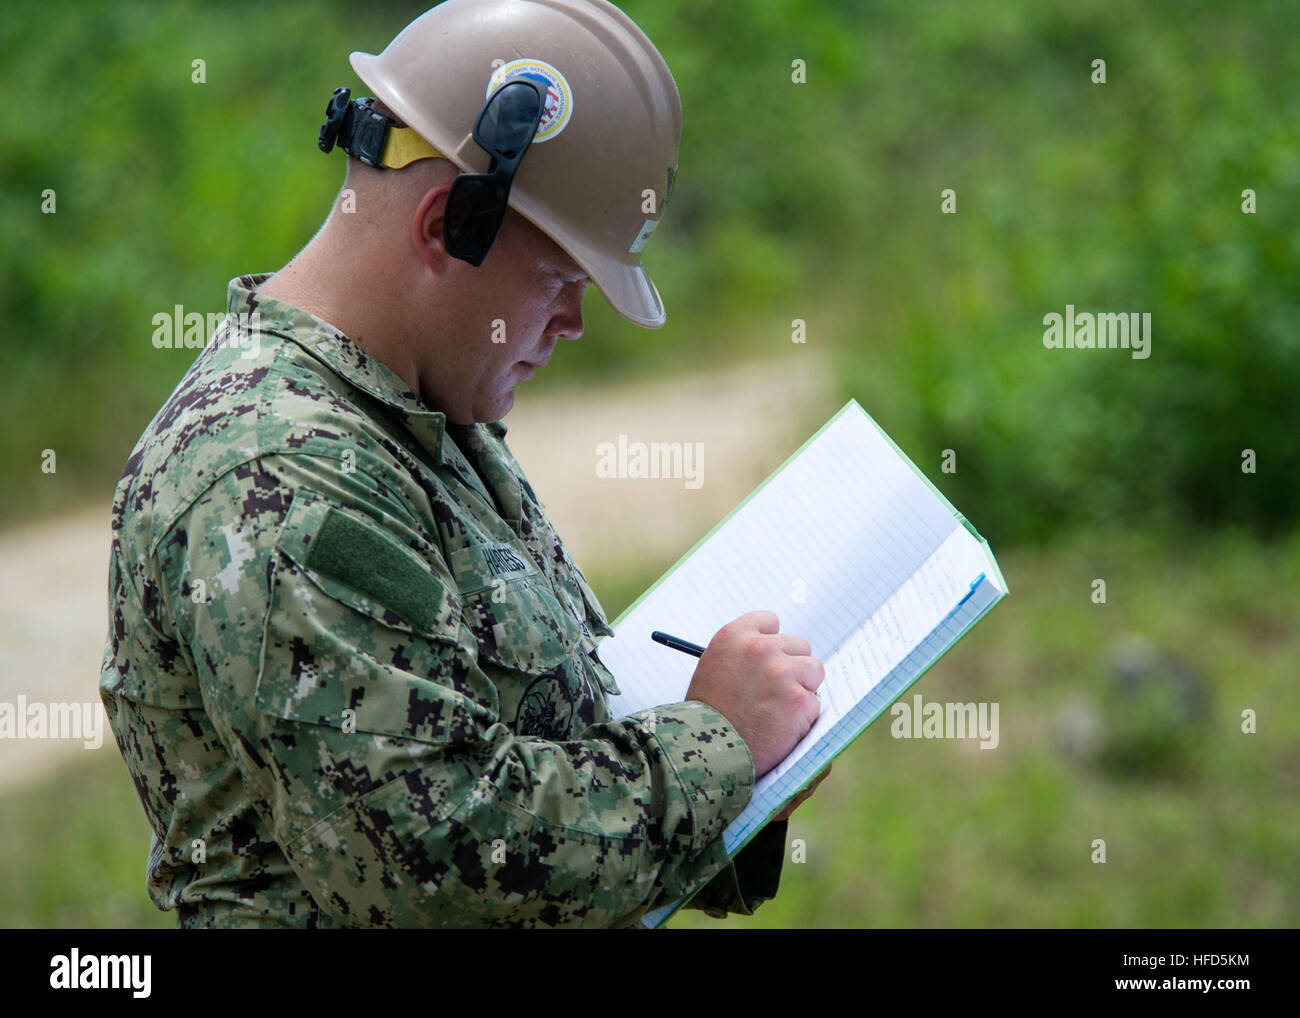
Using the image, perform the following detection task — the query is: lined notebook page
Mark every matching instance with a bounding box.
[600,403,964,718]
[758,525,990,791]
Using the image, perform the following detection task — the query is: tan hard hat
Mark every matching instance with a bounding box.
[350,0,682,329]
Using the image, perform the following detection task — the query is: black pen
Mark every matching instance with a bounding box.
[651,630,706,657]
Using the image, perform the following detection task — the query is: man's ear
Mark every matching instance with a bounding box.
[412,179,457,273]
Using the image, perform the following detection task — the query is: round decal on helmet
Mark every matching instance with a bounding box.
[487,58,573,143]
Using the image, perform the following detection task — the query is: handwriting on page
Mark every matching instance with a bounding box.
[757,528,981,792]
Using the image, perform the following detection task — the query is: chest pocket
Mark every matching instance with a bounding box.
[448,544,583,676]
[553,562,621,698]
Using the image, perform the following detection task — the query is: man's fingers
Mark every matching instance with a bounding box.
[778,633,812,657]
[791,764,832,804]
[743,609,780,634]
[792,656,825,693]
[775,763,834,821]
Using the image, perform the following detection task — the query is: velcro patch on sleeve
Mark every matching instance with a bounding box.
[303,506,442,633]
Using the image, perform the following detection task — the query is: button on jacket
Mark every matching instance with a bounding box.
[100,275,787,927]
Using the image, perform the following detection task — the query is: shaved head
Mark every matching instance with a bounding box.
[341,154,458,221]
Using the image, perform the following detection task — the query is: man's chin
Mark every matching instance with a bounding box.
[483,389,514,423]
[445,392,511,426]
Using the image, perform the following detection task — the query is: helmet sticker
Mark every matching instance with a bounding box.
[629,167,677,253]
[628,218,659,254]
[662,165,677,213]
[487,58,573,143]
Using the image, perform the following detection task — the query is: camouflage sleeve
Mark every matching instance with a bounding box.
[165,453,756,928]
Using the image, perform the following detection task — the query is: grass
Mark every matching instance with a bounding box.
[0,756,172,929]
[1,524,1295,928]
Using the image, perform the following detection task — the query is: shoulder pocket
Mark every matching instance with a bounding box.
[255,490,485,745]
[276,490,462,641]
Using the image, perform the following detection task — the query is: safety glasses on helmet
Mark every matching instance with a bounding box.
[444,79,545,266]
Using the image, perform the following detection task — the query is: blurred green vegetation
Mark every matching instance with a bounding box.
[3,0,1297,541]
[2,524,1295,928]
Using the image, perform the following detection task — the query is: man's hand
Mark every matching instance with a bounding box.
[773,763,832,821]
[684,610,824,779]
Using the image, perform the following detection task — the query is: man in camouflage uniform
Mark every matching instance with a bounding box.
[100,0,827,928]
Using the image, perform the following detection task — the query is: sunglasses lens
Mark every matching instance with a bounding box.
[446,80,543,265]
[475,80,544,159]
[445,176,510,264]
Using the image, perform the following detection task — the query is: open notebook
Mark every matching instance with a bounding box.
[594,399,1008,928]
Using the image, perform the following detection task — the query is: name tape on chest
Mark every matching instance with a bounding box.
[482,544,530,578]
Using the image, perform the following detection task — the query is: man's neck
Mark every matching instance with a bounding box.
[257,230,423,397]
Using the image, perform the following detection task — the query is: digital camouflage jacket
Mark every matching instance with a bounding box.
[99,275,786,928]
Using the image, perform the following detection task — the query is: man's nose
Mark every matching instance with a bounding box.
[552,313,584,341]
[548,284,588,341]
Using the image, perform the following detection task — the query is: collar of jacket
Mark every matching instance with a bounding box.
[227,274,510,467]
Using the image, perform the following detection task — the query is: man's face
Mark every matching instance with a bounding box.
[423,208,590,424]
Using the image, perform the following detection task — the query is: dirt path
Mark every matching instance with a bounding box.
[0,353,832,789]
